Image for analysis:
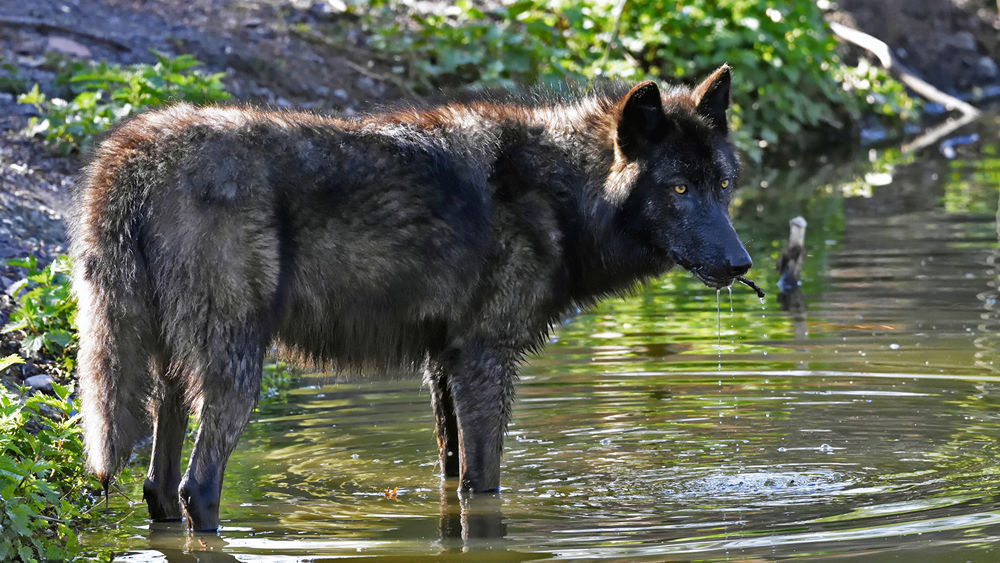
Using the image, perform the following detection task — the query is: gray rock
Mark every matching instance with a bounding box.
[948,31,977,52]
[976,57,998,81]
[24,374,53,393]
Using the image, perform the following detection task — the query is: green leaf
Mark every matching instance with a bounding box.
[43,330,72,351]
[0,354,24,374]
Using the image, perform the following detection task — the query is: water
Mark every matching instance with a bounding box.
[82,115,1000,560]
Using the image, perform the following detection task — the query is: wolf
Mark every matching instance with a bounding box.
[70,64,752,532]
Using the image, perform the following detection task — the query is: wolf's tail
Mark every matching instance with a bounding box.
[71,149,157,487]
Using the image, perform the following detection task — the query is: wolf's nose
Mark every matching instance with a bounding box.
[728,256,752,278]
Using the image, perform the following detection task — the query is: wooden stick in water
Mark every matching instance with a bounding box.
[736,276,765,299]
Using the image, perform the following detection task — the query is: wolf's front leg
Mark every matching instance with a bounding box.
[433,343,517,493]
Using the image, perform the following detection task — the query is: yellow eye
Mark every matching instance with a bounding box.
[673,184,687,194]
[721,179,730,188]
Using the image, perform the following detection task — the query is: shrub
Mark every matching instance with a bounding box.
[361,0,917,158]
[3,255,77,377]
[17,50,230,154]
[0,255,299,560]
[0,364,99,562]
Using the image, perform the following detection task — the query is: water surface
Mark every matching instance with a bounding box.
[83,115,1000,560]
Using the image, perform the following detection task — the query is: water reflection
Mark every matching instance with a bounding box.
[82,112,1000,560]
[120,523,238,562]
[437,484,506,551]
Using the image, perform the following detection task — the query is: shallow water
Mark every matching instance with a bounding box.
[82,116,1000,561]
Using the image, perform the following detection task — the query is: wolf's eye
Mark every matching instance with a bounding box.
[721,179,730,189]
[673,184,688,194]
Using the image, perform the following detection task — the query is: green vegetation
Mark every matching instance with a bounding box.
[3,255,78,377]
[1,358,98,562]
[0,254,298,560]
[261,361,298,403]
[362,0,918,158]
[17,50,230,154]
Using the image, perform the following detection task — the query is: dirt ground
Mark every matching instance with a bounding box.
[0,0,998,387]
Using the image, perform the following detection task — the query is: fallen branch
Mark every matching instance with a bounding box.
[0,15,131,51]
[900,111,980,154]
[829,21,980,118]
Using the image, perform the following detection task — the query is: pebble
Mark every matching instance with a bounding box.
[24,373,53,393]
[976,56,998,81]
[46,36,92,58]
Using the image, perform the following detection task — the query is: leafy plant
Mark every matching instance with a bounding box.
[0,354,24,374]
[0,255,299,560]
[361,0,917,158]
[17,50,230,154]
[3,255,77,376]
[0,60,29,95]
[261,361,298,402]
[0,376,100,562]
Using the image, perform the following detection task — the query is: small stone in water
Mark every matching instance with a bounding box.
[818,443,834,453]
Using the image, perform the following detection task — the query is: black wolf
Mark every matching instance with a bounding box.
[70,65,752,532]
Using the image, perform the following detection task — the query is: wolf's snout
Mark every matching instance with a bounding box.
[690,240,752,287]
[727,253,752,278]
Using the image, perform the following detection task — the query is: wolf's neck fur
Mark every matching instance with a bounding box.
[438,96,669,301]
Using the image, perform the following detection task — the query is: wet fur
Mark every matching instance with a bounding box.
[70,66,749,531]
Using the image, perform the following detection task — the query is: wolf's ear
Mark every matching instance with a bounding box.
[693,64,731,134]
[617,81,665,158]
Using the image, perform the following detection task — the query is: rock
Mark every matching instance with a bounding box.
[947,31,977,53]
[310,0,347,19]
[355,75,386,98]
[976,57,998,81]
[46,36,92,58]
[24,374,53,393]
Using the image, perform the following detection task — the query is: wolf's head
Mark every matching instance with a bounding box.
[614,65,752,289]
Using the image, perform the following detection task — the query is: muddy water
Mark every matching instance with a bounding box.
[83,115,999,561]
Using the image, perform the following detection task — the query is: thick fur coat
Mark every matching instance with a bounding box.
[70,65,752,531]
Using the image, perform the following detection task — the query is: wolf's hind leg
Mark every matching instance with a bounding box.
[179,329,264,532]
[143,364,189,522]
[427,366,461,478]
